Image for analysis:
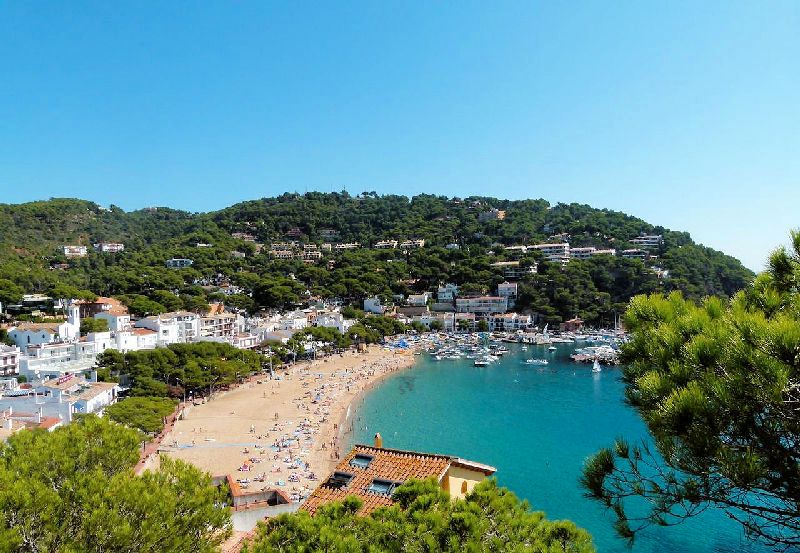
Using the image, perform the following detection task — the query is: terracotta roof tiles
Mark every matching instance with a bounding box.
[301,445,453,517]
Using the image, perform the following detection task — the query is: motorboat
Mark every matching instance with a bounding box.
[525,359,549,366]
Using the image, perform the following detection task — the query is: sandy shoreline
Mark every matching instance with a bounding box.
[159,345,417,502]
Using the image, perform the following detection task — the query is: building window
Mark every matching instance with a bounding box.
[367,479,399,496]
[349,454,374,469]
[326,471,354,489]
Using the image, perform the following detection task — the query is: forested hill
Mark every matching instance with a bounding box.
[0,194,754,325]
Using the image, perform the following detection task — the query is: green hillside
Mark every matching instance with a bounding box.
[0,193,754,325]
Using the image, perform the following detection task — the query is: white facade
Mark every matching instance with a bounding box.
[94,242,125,253]
[497,282,518,299]
[532,243,570,262]
[314,312,354,334]
[135,312,199,345]
[630,235,663,249]
[363,297,385,314]
[621,249,648,259]
[63,245,88,258]
[94,311,131,332]
[400,239,425,249]
[455,296,508,315]
[18,341,100,380]
[407,293,430,307]
[488,313,532,331]
[437,284,459,302]
[374,240,398,249]
[0,346,20,376]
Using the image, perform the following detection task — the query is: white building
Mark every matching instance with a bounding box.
[165,258,194,269]
[374,240,398,249]
[9,303,80,352]
[199,312,238,340]
[363,297,385,314]
[497,282,518,300]
[0,345,20,376]
[532,243,570,263]
[333,242,360,250]
[400,239,425,249]
[630,235,663,249]
[135,311,199,345]
[94,242,124,253]
[490,261,537,280]
[455,296,508,315]
[18,341,100,381]
[314,312,354,334]
[437,283,459,302]
[94,307,131,332]
[487,313,532,331]
[279,311,310,331]
[111,328,158,352]
[407,293,430,307]
[63,245,88,258]
[621,249,648,260]
[570,247,617,260]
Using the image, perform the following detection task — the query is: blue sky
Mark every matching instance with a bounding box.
[1,2,798,271]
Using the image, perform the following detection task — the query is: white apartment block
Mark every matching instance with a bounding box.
[135,311,199,345]
[497,282,518,300]
[374,240,398,249]
[93,242,124,253]
[400,239,425,249]
[407,293,430,307]
[333,242,360,250]
[363,297,385,314]
[63,245,88,258]
[199,313,238,340]
[18,341,100,380]
[621,249,648,260]
[630,235,663,249]
[455,296,508,315]
[491,261,538,280]
[532,243,570,262]
[270,250,295,259]
[0,345,20,376]
[488,313,531,332]
[437,283,459,302]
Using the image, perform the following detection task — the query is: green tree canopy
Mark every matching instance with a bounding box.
[582,231,800,549]
[244,478,594,552]
[0,415,231,552]
[106,396,178,434]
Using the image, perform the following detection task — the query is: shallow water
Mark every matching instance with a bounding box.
[349,343,770,553]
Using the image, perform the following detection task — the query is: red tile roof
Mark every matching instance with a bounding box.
[301,445,454,517]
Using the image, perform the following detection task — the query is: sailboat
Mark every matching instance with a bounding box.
[592,359,602,373]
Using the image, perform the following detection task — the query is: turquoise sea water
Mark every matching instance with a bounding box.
[349,343,770,553]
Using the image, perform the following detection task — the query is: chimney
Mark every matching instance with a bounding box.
[374,432,383,448]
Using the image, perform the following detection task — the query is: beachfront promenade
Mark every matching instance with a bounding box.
[156,346,416,502]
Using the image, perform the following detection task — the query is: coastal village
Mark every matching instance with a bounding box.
[0,234,627,549]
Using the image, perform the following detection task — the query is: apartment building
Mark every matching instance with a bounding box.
[455,296,508,315]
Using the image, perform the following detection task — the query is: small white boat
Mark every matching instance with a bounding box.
[525,359,549,366]
[548,346,557,351]
[592,359,602,373]
[474,358,490,367]
[521,346,528,351]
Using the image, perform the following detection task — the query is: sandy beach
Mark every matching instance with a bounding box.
[159,345,417,502]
